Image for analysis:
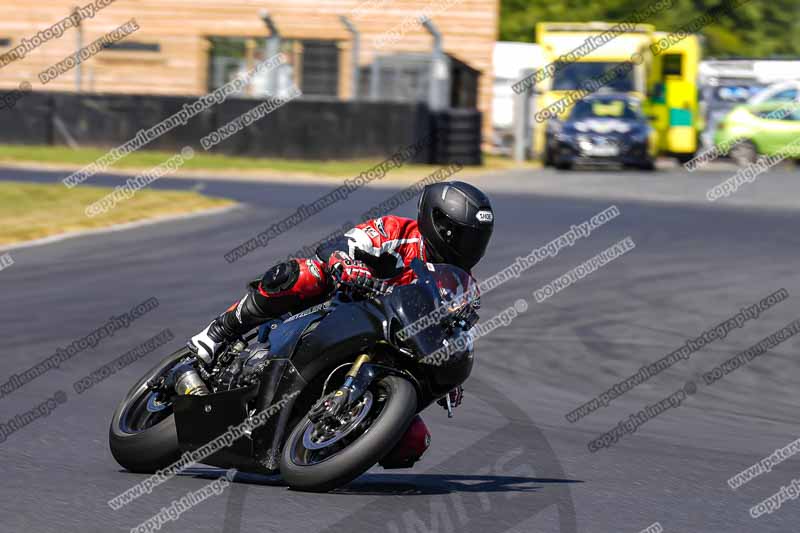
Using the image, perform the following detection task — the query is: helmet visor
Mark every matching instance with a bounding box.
[433,209,492,269]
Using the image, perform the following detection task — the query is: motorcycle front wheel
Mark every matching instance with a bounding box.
[108,348,188,473]
[280,375,417,492]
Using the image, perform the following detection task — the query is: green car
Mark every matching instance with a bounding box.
[714,102,800,166]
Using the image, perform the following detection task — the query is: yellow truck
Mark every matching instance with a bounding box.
[648,30,701,160]
[531,21,701,163]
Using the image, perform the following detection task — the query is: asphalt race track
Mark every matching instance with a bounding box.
[1,165,799,532]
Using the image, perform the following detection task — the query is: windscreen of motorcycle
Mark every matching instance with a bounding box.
[392,263,478,364]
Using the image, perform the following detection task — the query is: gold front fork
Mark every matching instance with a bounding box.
[345,354,372,379]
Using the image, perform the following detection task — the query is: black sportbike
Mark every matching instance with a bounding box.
[109,259,479,492]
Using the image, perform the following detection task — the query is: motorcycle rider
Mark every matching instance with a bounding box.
[188,181,494,413]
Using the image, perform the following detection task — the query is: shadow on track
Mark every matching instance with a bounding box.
[331,473,581,496]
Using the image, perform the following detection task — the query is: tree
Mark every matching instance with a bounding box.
[500,0,800,58]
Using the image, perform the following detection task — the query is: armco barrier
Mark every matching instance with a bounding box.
[0,91,52,145]
[0,92,484,164]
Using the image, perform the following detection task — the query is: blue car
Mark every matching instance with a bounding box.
[545,93,657,170]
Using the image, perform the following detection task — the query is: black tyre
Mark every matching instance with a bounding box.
[543,146,554,167]
[109,348,188,473]
[729,140,758,167]
[280,376,417,492]
[639,159,656,171]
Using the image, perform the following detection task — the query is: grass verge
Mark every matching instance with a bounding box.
[0,144,532,178]
[0,180,234,247]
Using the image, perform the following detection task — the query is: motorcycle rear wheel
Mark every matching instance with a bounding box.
[280,375,417,492]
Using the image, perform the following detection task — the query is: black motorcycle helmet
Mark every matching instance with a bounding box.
[417,181,494,271]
